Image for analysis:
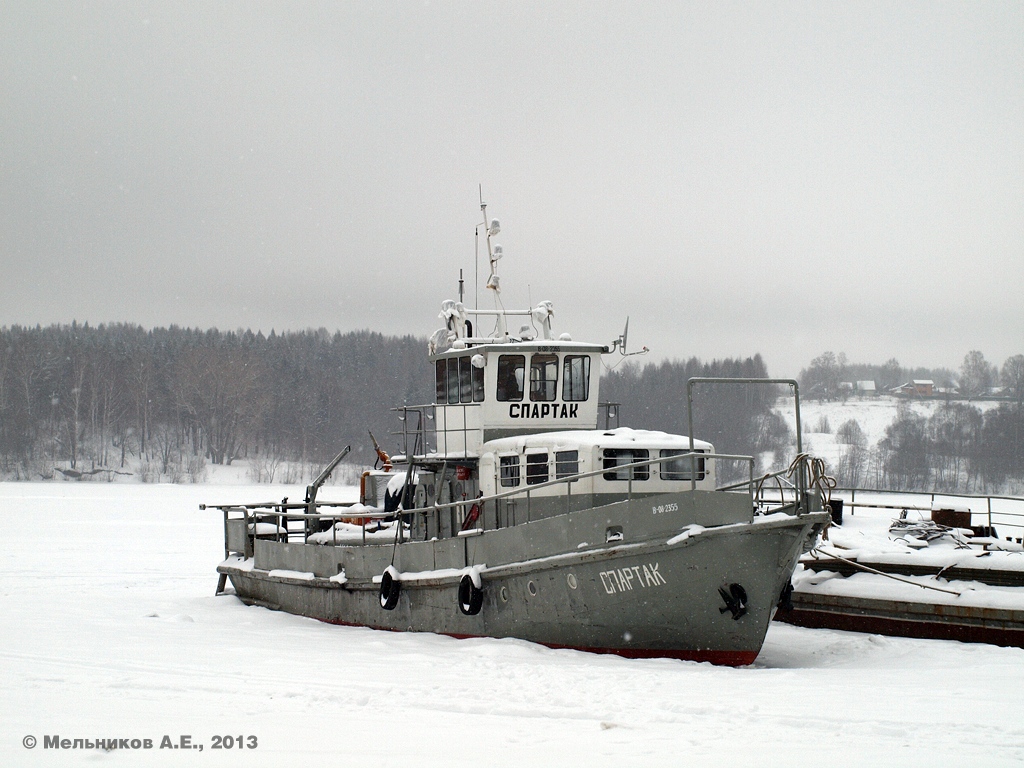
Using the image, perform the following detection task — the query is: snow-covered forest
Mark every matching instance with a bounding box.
[3,324,1023,493]
[0,325,788,485]
[600,354,792,481]
[0,324,428,481]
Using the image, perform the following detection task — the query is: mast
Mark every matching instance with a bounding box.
[479,193,505,338]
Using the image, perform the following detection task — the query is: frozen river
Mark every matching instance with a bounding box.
[3,481,1023,766]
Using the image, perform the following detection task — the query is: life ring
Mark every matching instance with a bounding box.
[458,574,483,616]
[379,569,401,610]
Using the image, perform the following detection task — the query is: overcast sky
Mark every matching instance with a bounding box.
[2,2,1022,377]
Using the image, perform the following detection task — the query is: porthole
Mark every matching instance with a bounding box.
[500,586,509,602]
[528,580,538,596]
[566,573,578,590]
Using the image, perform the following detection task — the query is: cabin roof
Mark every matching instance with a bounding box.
[482,427,714,454]
[430,339,608,360]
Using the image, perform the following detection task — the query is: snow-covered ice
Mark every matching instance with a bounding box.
[4,481,1024,766]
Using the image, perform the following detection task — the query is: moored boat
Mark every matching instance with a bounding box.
[208,202,830,665]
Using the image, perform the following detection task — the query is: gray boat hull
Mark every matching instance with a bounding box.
[219,492,828,665]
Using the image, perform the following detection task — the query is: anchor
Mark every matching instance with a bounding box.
[718,583,748,620]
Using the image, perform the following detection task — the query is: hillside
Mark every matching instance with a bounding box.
[775,395,1013,492]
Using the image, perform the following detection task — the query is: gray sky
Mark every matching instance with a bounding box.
[2,2,1022,377]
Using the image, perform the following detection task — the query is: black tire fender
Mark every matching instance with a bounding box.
[458,574,483,616]
[379,569,400,610]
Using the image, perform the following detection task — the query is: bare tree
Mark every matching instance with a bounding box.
[880,358,903,391]
[61,355,87,469]
[879,404,930,490]
[960,350,995,397]
[800,351,840,400]
[979,406,1024,490]
[836,419,866,446]
[929,402,982,491]
[1002,354,1024,406]
[173,345,265,465]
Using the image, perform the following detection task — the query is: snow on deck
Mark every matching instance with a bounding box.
[4,481,1024,767]
[795,492,1024,612]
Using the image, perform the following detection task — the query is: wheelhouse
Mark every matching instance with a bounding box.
[430,341,606,455]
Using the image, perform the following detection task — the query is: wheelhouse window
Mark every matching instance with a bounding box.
[562,355,590,402]
[459,356,473,403]
[497,355,525,402]
[446,358,460,404]
[555,450,579,479]
[437,356,485,404]
[499,455,520,487]
[435,360,446,403]
[602,448,649,481]
[659,449,706,480]
[526,452,549,485]
[530,354,558,401]
[471,361,485,402]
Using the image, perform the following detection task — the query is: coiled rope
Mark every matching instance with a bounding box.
[788,452,837,510]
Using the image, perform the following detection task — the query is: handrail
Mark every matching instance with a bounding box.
[426,402,485,459]
[718,466,797,493]
[686,377,803,503]
[831,486,1024,504]
[392,405,436,462]
[202,500,367,513]
[408,450,756,519]
[211,450,758,528]
[210,449,827,555]
[830,486,1024,537]
[391,401,485,460]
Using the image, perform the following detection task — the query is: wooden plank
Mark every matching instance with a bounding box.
[776,591,1024,648]
[802,557,1024,588]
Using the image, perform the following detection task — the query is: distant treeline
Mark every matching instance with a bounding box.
[5,324,1021,494]
[799,350,1024,400]
[0,324,788,483]
[824,401,1024,494]
[799,350,1024,493]
[0,323,429,480]
[799,352,955,397]
[601,354,792,480]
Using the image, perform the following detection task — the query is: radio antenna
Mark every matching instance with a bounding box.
[478,187,507,336]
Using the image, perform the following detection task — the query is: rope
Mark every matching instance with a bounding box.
[754,471,788,511]
[787,452,837,509]
[810,546,962,596]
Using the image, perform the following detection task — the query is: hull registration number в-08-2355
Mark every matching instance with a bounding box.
[652,503,678,515]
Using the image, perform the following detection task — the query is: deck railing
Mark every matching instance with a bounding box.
[206,449,817,555]
[832,487,1024,541]
[205,448,831,561]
